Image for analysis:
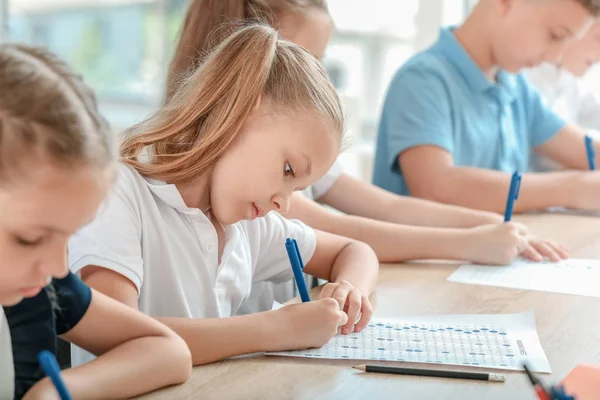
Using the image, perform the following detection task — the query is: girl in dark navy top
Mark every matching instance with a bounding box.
[0,44,191,399]
[5,274,92,398]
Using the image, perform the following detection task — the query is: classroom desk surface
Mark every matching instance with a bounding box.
[138,213,600,400]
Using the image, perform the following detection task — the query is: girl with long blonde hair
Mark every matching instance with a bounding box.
[68,23,379,367]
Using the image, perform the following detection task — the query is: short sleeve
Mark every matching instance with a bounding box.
[521,76,567,147]
[380,64,453,173]
[52,272,92,335]
[4,274,91,398]
[576,78,600,132]
[245,212,317,284]
[68,170,144,293]
[310,159,344,200]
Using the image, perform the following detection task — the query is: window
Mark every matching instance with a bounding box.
[6,0,187,127]
[2,0,470,180]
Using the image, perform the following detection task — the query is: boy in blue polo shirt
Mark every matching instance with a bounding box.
[373,0,600,213]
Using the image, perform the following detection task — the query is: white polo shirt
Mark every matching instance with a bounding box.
[237,160,343,314]
[524,63,600,171]
[68,163,316,364]
[0,307,14,399]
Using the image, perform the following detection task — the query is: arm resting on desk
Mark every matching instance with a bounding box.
[399,146,599,213]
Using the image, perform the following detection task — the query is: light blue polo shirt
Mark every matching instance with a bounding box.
[372,27,566,196]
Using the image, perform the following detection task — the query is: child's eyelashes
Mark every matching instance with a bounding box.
[15,235,45,247]
[284,162,296,178]
[549,31,566,42]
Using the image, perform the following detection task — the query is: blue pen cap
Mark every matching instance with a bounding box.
[38,350,73,400]
[292,239,305,270]
[514,172,522,199]
[285,238,311,302]
[504,171,522,222]
[585,135,596,170]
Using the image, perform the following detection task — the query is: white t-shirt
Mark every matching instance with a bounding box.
[237,160,343,315]
[524,63,600,129]
[0,307,14,399]
[524,63,600,171]
[68,163,317,365]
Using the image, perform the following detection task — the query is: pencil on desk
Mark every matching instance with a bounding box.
[523,363,551,400]
[352,365,505,382]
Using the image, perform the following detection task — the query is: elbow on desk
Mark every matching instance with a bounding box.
[161,333,194,385]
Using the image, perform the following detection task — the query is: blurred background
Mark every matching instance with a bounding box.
[1,0,599,180]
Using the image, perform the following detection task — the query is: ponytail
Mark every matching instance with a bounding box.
[165,0,329,103]
[121,23,342,184]
[166,0,249,102]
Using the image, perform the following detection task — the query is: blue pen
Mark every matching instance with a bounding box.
[504,171,522,222]
[292,239,305,270]
[285,238,311,302]
[585,135,596,170]
[38,350,73,400]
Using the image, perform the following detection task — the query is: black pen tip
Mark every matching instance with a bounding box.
[522,363,538,386]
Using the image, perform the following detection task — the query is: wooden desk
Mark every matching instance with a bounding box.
[139,213,600,400]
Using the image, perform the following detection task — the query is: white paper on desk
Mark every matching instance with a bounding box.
[448,258,600,298]
[266,311,551,373]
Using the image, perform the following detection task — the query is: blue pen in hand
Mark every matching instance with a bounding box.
[285,238,311,302]
[504,171,522,222]
[292,239,305,270]
[585,135,596,170]
[37,350,73,400]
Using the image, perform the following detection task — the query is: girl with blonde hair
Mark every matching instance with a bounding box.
[0,44,191,399]
[68,23,379,366]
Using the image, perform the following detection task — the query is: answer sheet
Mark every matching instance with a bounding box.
[266,310,551,373]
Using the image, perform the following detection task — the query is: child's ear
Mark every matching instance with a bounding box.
[253,94,262,112]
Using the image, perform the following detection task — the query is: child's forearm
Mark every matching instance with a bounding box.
[156,312,287,366]
[286,195,479,263]
[327,241,379,295]
[382,196,503,228]
[311,175,502,229]
[326,214,479,263]
[412,167,578,213]
[56,336,191,399]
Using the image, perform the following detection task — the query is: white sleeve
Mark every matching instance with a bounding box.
[0,308,14,399]
[576,77,600,132]
[245,212,317,284]
[309,159,344,200]
[68,175,144,293]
